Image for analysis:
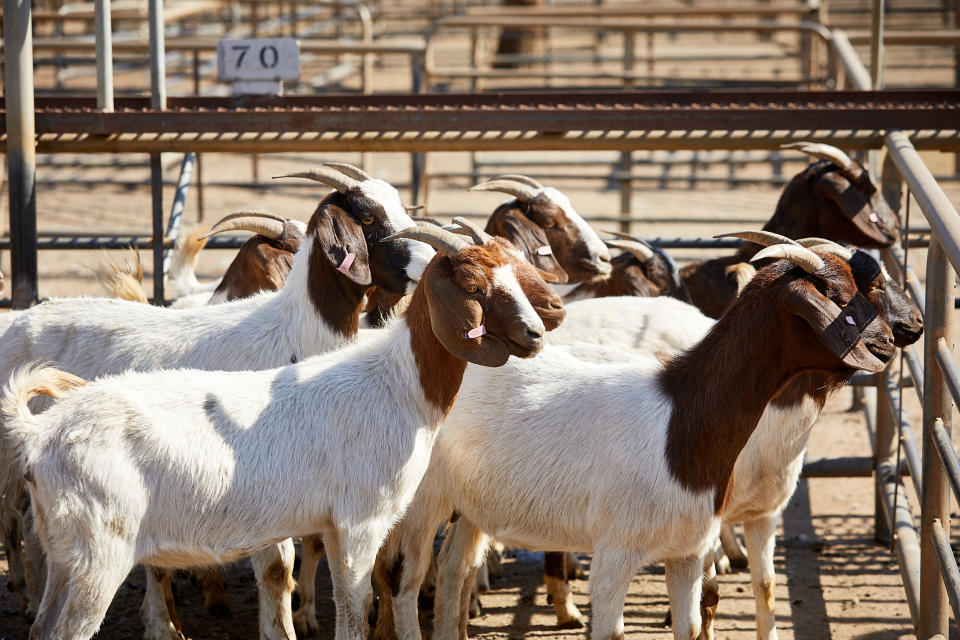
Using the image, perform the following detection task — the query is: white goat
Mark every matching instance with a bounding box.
[0,164,435,639]
[1,224,550,640]
[519,236,921,640]
[375,244,895,640]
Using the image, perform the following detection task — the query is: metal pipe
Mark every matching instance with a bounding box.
[886,130,960,277]
[877,459,923,622]
[3,0,38,309]
[930,518,960,634]
[935,338,960,410]
[870,0,885,89]
[162,153,195,275]
[875,369,896,541]
[148,0,166,304]
[830,30,873,90]
[150,154,165,304]
[920,236,953,639]
[94,0,113,111]
[0,235,244,251]
[882,376,924,497]
[148,0,166,110]
[932,418,960,507]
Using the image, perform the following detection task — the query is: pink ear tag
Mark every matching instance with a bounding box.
[536,245,553,256]
[336,252,355,274]
[464,325,487,339]
[869,213,879,223]
[845,316,857,326]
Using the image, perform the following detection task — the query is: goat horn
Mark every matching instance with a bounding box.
[383,224,468,257]
[751,244,824,274]
[808,243,854,261]
[200,210,287,240]
[781,142,859,176]
[322,161,373,181]
[488,174,545,189]
[451,217,493,245]
[795,236,837,248]
[469,179,540,203]
[714,231,801,247]
[604,238,655,262]
[605,230,647,243]
[273,166,361,193]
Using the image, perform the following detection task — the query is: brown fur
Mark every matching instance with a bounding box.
[568,252,662,299]
[212,225,301,302]
[682,158,899,319]
[661,256,881,514]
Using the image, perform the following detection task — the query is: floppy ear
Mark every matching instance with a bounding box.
[423,258,511,367]
[487,209,569,284]
[788,283,886,372]
[813,171,890,242]
[313,204,372,286]
[513,261,566,331]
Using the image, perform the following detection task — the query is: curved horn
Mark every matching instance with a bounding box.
[714,231,801,247]
[604,238,655,262]
[451,217,493,245]
[322,161,373,181]
[469,179,540,203]
[273,166,361,193]
[781,142,859,176]
[751,244,824,274]
[795,236,837,248]
[808,243,854,261]
[606,230,646,243]
[488,174,545,189]
[383,224,469,257]
[200,210,287,240]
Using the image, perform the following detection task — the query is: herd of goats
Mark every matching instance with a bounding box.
[0,141,924,640]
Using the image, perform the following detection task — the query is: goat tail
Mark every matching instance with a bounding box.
[167,225,209,297]
[94,248,149,303]
[724,262,757,296]
[1,365,85,458]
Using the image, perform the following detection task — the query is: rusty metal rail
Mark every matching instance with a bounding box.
[2,90,959,154]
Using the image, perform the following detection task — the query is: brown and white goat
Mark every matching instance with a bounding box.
[681,142,900,318]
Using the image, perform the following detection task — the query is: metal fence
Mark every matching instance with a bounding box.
[2,3,960,633]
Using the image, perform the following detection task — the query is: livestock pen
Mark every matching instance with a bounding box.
[1,0,960,638]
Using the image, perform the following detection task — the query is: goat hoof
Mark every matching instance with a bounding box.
[557,617,585,630]
[729,555,749,570]
[662,609,672,627]
[469,598,482,618]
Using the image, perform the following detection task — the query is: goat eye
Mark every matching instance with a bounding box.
[463,284,479,294]
[540,219,556,229]
[359,216,374,225]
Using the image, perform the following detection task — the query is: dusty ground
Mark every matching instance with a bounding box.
[3,1,960,638]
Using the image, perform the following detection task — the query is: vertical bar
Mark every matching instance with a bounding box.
[149,0,166,304]
[874,372,895,542]
[95,0,114,111]
[920,237,952,639]
[3,0,37,309]
[870,0,885,89]
[619,28,635,231]
[163,153,195,275]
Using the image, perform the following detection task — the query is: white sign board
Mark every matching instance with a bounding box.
[217,38,300,83]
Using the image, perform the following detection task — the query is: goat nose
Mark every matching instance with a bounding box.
[526,326,545,341]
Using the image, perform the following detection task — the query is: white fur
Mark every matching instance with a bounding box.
[541,187,611,267]
[359,180,433,286]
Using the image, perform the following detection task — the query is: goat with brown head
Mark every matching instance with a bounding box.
[563,231,690,303]
[201,210,305,302]
[471,175,611,284]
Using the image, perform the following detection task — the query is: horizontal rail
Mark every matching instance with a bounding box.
[17,37,426,56]
[466,3,817,18]
[802,455,909,478]
[847,29,960,46]
[930,518,960,635]
[0,235,246,251]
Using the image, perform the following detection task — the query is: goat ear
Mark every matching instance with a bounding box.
[487,210,569,284]
[788,284,886,372]
[814,172,891,244]
[313,204,372,286]
[423,258,511,367]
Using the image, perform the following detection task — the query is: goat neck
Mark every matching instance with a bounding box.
[659,266,855,515]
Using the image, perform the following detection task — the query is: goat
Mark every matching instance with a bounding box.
[681,143,900,318]
[0,224,553,640]
[0,164,435,639]
[469,174,611,283]
[93,249,149,304]
[562,233,689,303]
[541,233,921,640]
[374,242,896,640]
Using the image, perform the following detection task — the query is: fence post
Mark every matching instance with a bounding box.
[3,0,38,309]
[874,371,895,542]
[920,236,953,639]
[149,0,166,304]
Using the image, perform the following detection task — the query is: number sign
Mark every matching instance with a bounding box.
[217,38,300,82]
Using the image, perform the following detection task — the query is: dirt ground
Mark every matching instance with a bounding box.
[3,2,960,638]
